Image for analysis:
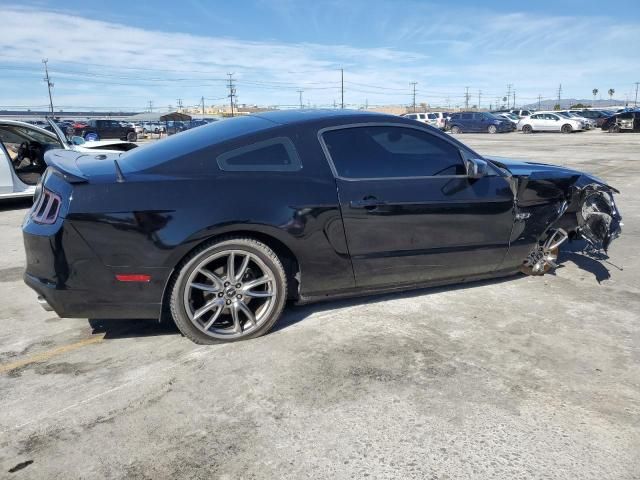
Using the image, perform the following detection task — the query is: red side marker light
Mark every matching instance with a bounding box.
[116,274,151,283]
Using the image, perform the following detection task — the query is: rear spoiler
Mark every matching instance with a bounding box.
[44,150,89,183]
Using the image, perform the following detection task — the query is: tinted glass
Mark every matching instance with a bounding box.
[618,112,633,119]
[461,113,473,120]
[323,126,465,179]
[217,137,301,171]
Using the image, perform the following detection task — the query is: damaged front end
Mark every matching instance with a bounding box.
[488,157,623,275]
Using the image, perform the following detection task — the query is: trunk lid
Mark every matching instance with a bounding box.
[44,149,124,183]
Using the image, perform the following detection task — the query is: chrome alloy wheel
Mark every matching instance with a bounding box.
[183,250,276,339]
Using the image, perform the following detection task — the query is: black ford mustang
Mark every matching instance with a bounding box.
[23,110,622,344]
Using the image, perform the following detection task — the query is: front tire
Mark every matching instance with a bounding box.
[169,237,287,344]
[522,125,532,134]
[127,132,138,142]
[487,125,497,134]
[561,124,573,134]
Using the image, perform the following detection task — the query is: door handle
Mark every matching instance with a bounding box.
[350,196,386,209]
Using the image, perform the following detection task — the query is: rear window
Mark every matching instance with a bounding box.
[120,116,276,171]
[217,137,301,172]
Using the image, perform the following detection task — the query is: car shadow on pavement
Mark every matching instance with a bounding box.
[88,318,179,339]
[0,198,32,212]
[272,275,518,333]
[556,239,621,284]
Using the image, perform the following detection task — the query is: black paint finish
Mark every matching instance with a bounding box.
[22,110,621,320]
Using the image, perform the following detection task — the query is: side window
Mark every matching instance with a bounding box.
[217,137,301,172]
[322,126,466,179]
[461,113,473,120]
[427,113,437,119]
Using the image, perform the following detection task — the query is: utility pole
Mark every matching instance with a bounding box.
[464,87,470,110]
[410,82,418,112]
[201,96,205,116]
[227,73,236,117]
[634,82,639,107]
[297,89,304,109]
[147,100,153,112]
[557,83,562,109]
[42,59,54,116]
[537,94,542,110]
[176,99,183,112]
[477,90,482,110]
[340,68,344,109]
[512,90,516,109]
[506,84,513,109]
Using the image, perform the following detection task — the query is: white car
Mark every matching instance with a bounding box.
[426,112,449,130]
[517,112,585,134]
[0,118,137,199]
[556,111,596,130]
[401,112,436,127]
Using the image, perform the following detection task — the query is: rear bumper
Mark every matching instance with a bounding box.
[23,217,168,320]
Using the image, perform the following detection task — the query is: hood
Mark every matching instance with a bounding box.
[486,155,619,193]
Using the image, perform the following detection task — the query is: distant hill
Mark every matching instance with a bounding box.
[521,99,628,110]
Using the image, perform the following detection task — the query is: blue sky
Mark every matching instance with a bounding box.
[1,0,639,111]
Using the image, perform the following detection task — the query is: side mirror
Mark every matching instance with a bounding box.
[466,158,488,179]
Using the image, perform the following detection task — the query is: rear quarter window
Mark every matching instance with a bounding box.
[217,137,301,172]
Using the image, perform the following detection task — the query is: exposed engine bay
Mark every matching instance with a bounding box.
[487,156,622,275]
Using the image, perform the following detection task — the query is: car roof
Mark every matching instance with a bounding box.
[252,109,389,125]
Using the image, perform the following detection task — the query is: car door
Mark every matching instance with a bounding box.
[320,123,515,288]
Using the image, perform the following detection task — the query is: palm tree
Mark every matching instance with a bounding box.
[592,88,598,106]
[608,88,615,106]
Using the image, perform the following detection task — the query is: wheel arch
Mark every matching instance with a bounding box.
[160,227,301,319]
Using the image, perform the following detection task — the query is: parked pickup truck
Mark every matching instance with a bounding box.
[75,119,138,142]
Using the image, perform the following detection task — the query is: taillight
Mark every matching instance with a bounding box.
[31,188,62,224]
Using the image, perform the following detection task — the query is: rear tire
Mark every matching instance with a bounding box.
[608,125,620,133]
[127,132,138,142]
[450,125,461,134]
[169,237,287,344]
[561,124,573,134]
[487,125,497,134]
[522,125,532,134]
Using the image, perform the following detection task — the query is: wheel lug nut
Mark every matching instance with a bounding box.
[235,283,241,288]
[236,294,242,299]
[226,299,231,305]
[218,292,223,297]
[224,282,230,287]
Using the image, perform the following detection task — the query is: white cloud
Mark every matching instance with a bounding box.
[0,3,638,110]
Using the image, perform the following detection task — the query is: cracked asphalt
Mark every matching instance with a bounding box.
[1,130,639,479]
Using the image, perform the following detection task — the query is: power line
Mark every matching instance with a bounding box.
[42,59,54,115]
[227,73,236,117]
[410,82,418,112]
[557,83,562,108]
[340,69,344,109]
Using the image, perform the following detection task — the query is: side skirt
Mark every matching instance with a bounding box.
[296,267,519,305]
